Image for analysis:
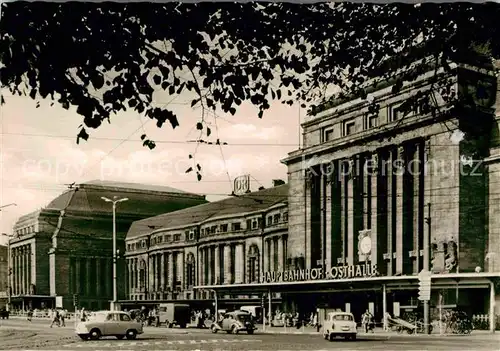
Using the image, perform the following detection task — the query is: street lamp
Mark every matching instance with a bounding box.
[101,196,128,311]
[1,233,14,312]
[0,203,17,211]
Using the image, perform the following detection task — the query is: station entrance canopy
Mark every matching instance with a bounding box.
[194,272,500,295]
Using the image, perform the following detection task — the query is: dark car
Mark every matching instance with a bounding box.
[211,311,256,334]
[0,308,10,319]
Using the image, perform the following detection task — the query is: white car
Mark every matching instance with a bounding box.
[75,310,143,341]
[322,311,357,341]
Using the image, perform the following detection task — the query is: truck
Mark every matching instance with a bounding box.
[157,303,190,328]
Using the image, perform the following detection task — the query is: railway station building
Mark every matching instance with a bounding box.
[198,57,500,331]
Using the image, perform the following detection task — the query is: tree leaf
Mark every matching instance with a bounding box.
[196,163,201,171]
[196,122,203,130]
[196,171,202,181]
[140,134,146,140]
[185,167,193,173]
[76,128,89,144]
[207,127,211,137]
[189,154,193,159]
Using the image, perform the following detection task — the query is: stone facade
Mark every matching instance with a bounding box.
[8,180,207,311]
[125,184,288,302]
[283,59,500,278]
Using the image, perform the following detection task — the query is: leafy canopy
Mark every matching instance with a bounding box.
[1,2,499,149]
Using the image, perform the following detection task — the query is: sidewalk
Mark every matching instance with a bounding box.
[256,324,500,340]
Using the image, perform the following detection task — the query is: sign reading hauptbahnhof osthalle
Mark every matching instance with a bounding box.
[260,264,379,283]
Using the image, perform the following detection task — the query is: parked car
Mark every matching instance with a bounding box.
[0,308,9,319]
[211,311,256,334]
[322,311,357,341]
[75,311,143,341]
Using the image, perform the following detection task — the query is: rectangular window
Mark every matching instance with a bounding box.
[173,234,181,241]
[258,217,263,228]
[273,214,281,224]
[364,114,378,129]
[283,212,288,222]
[389,104,403,122]
[252,220,257,229]
[232,222,241,231]
[343,120,356,136]
[246,219,252,230]
[221,224,228,232]
[323,128,334,142]
[267,216,273,225]
[189,232,195,241]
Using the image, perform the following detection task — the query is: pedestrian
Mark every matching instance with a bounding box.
[59,309,66,327]
[27,308,33,322]
[50,309,60,328]
[80,307,87,322]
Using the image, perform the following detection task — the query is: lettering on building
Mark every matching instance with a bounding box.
[260,264,379,283]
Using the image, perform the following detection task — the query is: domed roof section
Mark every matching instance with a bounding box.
[127,183,288,239]
[45,180,207,218]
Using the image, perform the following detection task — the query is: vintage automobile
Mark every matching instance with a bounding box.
[75,310,143,341]
[322,311,357,341]
[0,308,9,319]
[211,311,256,334]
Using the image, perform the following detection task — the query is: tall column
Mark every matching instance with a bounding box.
[96,258,102,296]
[277,236,284,272]
[177,251,184,291]
[395,146,404,275]
[75,258,81,294]
[199,249,204,286]
[267,239,272,271]
[167,252,174,289]
[20,247,25,295]
[262,240,268,273]
[363,156,370,230]
[13,249,17,295]
[224,245,232,284]
[86,258,92,296]
[386,149,394,275]
[126,260,131,296]
[234,243,244,283]
[347,159,355,266]
[414,143,423,273]
[371,153,380,272]
[148,256,154,294]
[160,253,165,291]
[214,246,220,284]
[27,246,32,294]
[325,170,332,270]
[209,247,214,285]
[154,254,158,292]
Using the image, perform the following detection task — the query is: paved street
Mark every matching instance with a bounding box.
[1,318,499,350]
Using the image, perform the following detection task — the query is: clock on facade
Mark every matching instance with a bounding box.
[360,236,372,255]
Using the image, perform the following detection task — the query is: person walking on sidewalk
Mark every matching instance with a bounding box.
[27,308,33,322]
[362,310,374,333]
[59,309,66,327]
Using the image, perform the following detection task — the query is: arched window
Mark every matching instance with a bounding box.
[186,253,196,288]
[247,244,260,283]
[139,259,146,290]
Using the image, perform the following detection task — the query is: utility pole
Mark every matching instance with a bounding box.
[423,202,431,334]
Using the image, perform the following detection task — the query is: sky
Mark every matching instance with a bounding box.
[0,89,304,245]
